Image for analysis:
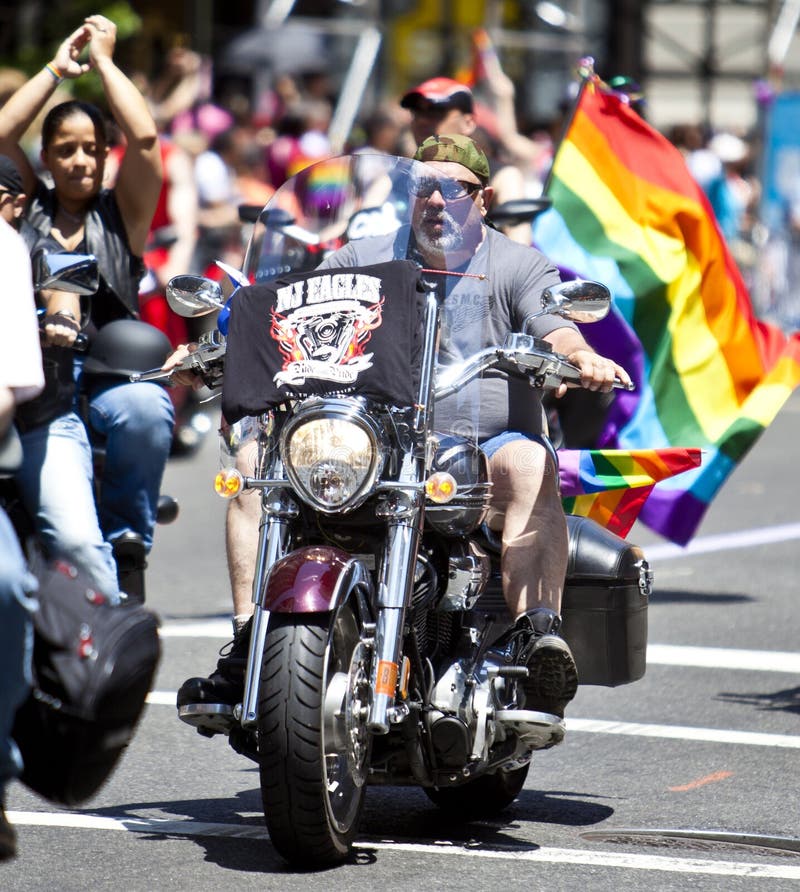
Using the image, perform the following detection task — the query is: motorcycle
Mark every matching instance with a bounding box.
[143,154,651,866]
[1,250,179,603]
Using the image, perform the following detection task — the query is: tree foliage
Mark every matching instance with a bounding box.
[0,2,142,107]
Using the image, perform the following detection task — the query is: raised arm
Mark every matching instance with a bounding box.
[481,53,550,171]
[84,14,162,257]
[146,48,205,132]
[0,25,91,197]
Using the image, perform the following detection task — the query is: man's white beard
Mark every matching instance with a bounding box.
[416,209,465,255]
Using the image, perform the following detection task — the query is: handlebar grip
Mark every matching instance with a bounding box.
[38,314,90,352]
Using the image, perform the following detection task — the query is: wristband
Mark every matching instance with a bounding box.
[45,63,64,84]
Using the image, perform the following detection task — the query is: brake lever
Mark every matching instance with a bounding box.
[502,335,635,391]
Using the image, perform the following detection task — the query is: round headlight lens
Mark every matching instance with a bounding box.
[283,415,380,510]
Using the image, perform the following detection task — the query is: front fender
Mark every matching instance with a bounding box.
[264,545,369,613]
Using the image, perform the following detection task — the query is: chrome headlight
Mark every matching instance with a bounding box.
[280,401,385,512]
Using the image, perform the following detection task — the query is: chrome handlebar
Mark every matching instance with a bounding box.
[131,331,634,397]
[434,332,634,400]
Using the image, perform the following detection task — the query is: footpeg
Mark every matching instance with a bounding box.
[494,665,529,679]
[494,708,566,749]
[178,702,236,736]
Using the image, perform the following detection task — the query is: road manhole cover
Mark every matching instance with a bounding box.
[580,829,800,859]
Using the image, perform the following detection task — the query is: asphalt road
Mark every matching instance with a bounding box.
[5,391,800,891]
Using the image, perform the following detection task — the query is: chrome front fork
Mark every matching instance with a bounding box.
[367,516,420,734]
[239,511,290,728]
[366,287,438,733]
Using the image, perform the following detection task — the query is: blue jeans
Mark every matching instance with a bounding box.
[16,413,120,597]
[84,380,174,551]
[481,430,559,470]
[0,508,36,795]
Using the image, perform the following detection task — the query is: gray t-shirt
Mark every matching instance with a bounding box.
[318,226,576,440]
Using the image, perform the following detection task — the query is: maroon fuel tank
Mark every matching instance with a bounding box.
[264,545,352,613]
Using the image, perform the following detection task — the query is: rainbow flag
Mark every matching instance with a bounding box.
[534,66,800,544]
[559,447,703,538]
[454,28,496,87]
[289,155,352,214]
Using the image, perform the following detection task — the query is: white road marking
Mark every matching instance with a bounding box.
[647,644,800,673]
[154,530,800,755]
[567,719,800,749]
[157,620,800,676]
[364,841,800,879]
[643,521,800,562]
[157,521,800,641]
[7,811,800,879]
[152,638,800,745]
[159,620,231,638]
[147,691,800,748]
[8,810,265,839]
[145,691,177,706]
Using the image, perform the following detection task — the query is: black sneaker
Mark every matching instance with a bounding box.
[176,617,251,709]
[0,803,16,862]
[513,608,579,718]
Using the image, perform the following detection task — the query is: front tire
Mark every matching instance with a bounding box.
[257,605,370,866]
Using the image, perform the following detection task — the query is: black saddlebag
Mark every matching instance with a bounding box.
[12,560,161,805]
[561,515,652,687]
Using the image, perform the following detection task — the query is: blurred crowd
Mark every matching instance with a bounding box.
[0,41,792,326]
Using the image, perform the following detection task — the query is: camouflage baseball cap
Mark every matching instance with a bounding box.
[413,134,490,186]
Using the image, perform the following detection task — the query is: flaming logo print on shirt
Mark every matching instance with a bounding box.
[270,272,384,389]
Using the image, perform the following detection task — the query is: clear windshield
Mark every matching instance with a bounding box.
[238,153,500,444]
[242,154,488,282]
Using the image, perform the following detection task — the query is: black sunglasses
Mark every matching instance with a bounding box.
[409,176,483,201]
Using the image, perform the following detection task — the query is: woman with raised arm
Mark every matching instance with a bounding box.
[0,14,174,589]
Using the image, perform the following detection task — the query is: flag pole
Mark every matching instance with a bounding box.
[541,56,596,197]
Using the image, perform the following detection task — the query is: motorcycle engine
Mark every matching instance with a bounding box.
[427,649,518,765]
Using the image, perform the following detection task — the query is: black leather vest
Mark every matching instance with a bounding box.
[26,181,143,320]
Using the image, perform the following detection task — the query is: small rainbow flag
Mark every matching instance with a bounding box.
[534,64,800,544]
[454,28,497,88]
[559,447,703,538]
[290,155,353,215]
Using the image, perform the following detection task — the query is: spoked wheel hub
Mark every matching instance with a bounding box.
[323,639,371,788]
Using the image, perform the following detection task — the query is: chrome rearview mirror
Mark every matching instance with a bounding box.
[166,275,226,317]
[525,280,612,328]
[33,250,99,295]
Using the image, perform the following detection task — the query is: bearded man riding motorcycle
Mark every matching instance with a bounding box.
[170,134,631,719]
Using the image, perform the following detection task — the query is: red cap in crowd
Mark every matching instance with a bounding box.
[400,77,474,114]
